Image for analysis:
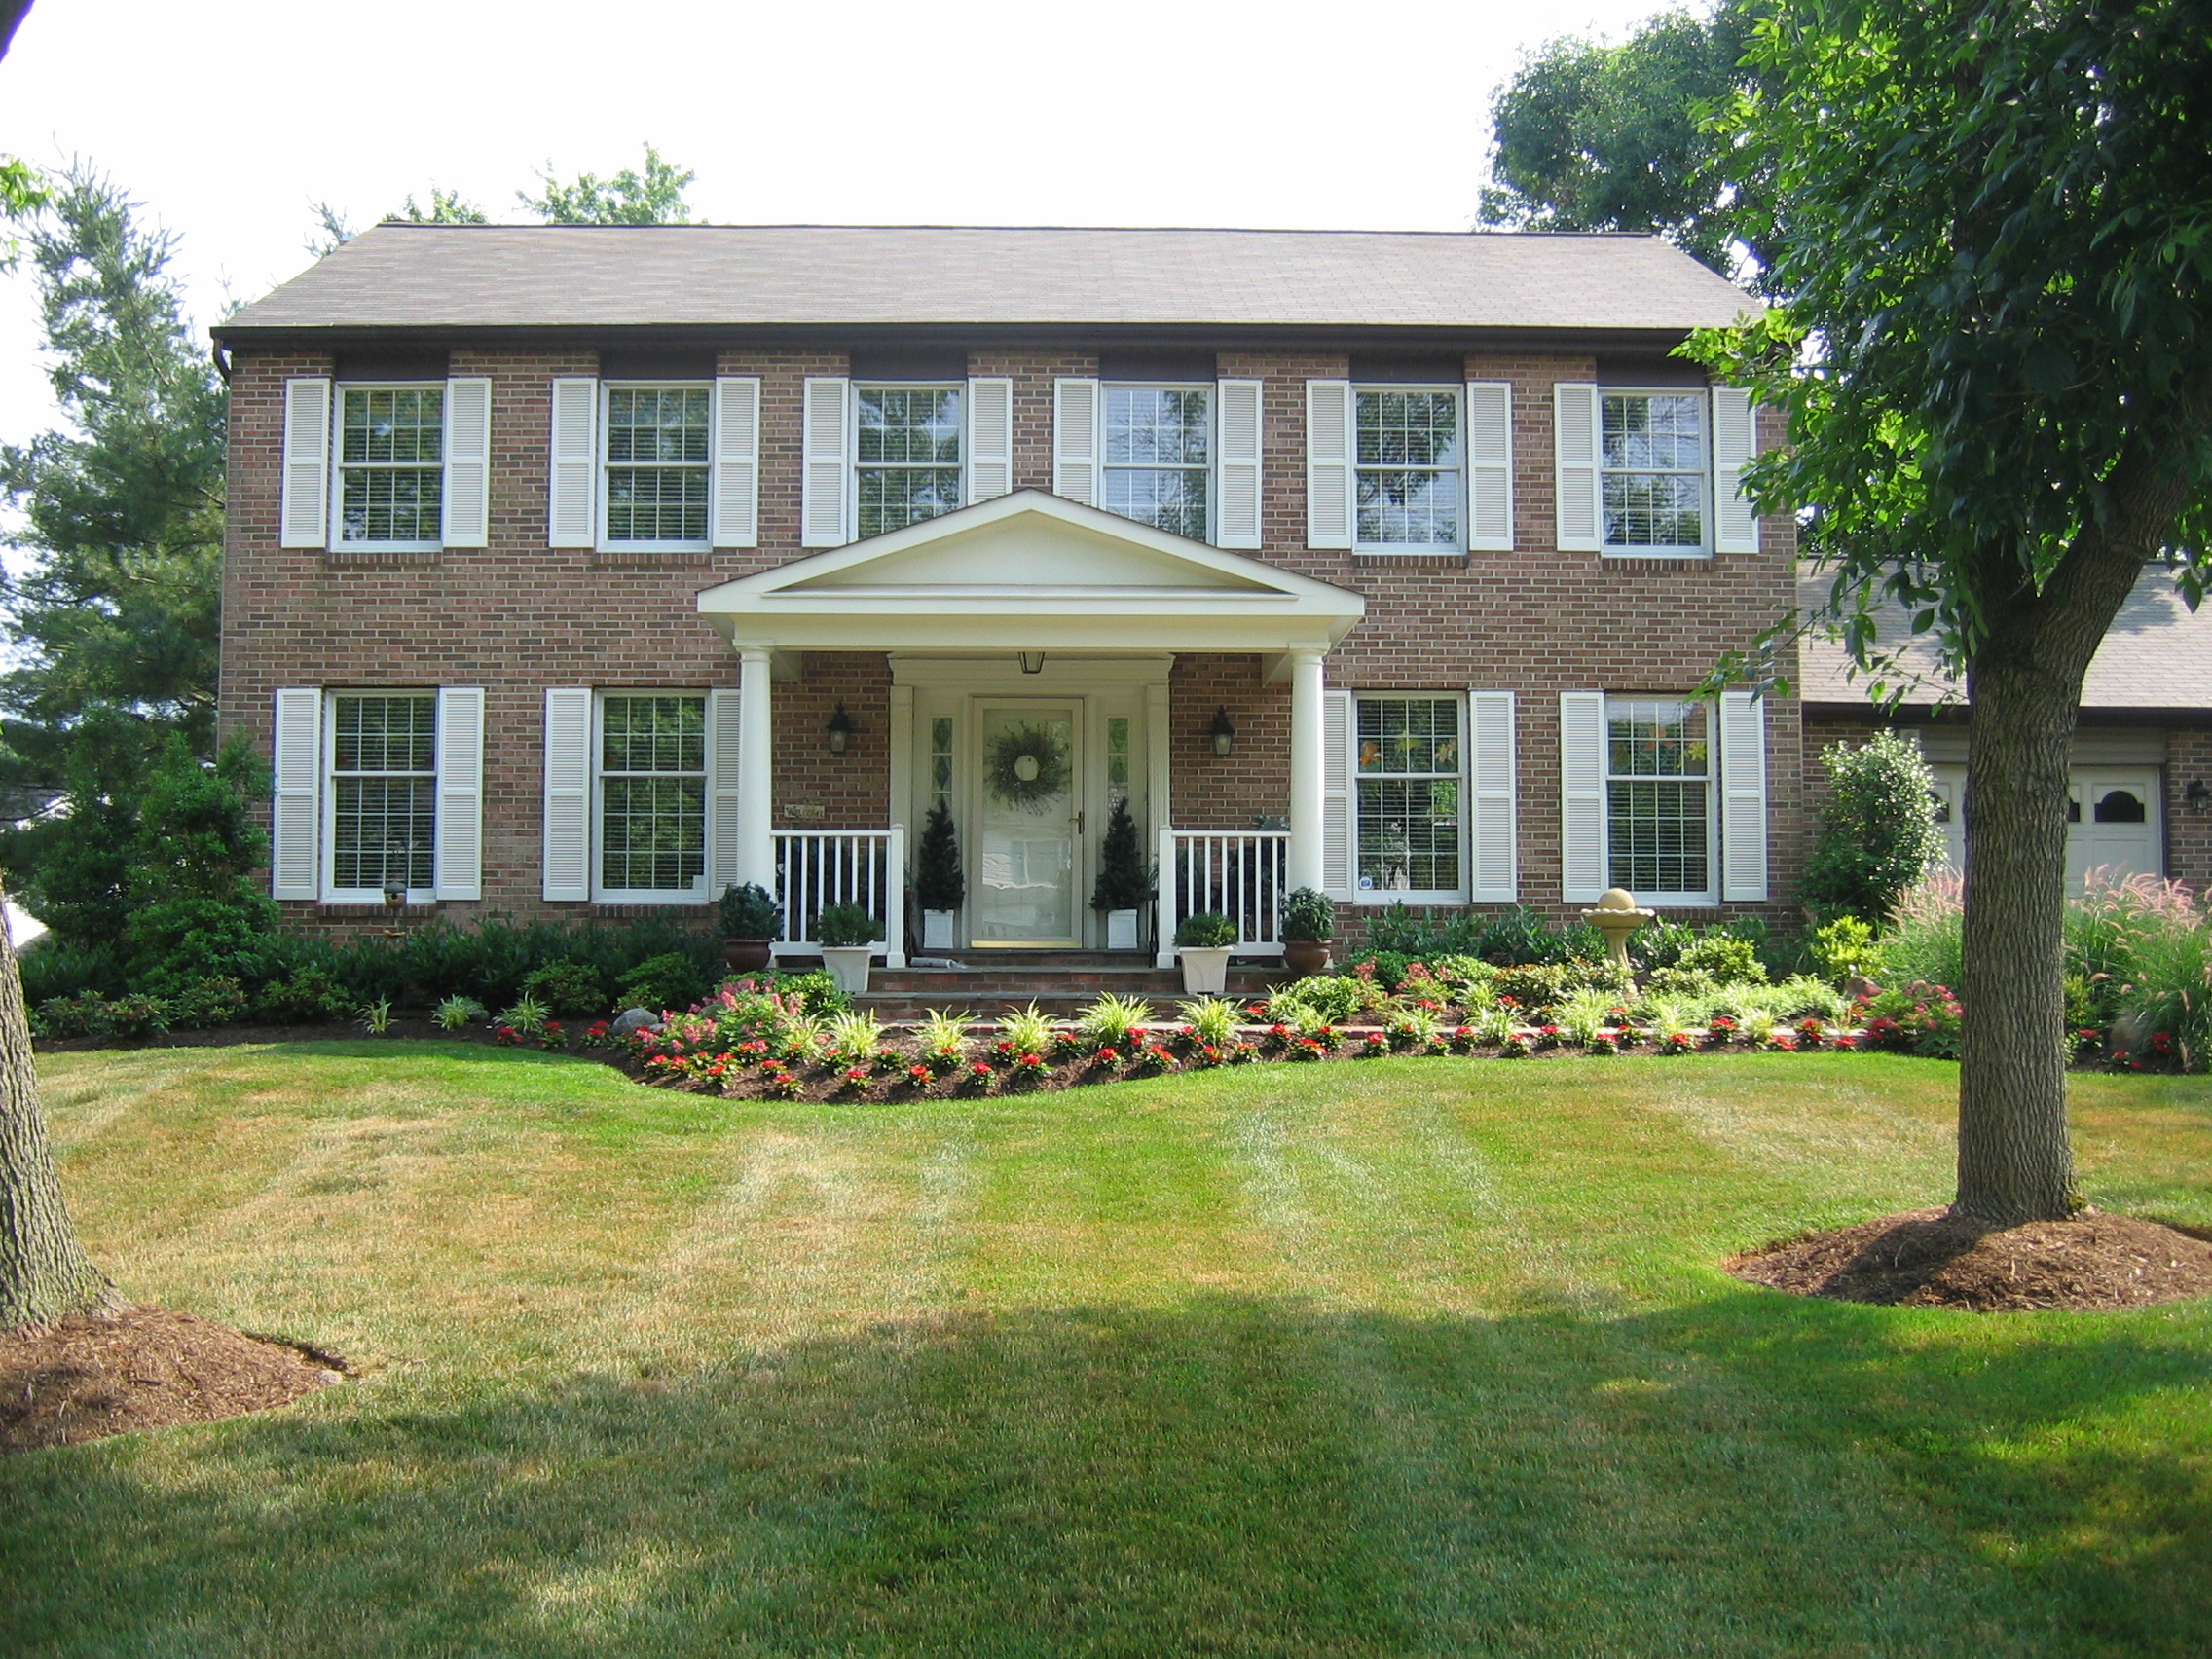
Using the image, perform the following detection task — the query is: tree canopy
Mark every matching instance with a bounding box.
[517,144,695,226]
[1689,0,2212,1224]
[1480,2,1760,278]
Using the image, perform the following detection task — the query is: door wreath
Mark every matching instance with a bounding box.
[984,723,1072,811]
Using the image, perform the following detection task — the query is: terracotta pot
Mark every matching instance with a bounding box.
[1282,939,1332,978]
[722,938,773,974]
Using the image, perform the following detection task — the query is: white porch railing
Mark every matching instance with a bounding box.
[772,826,907,967]
[1156,828,1289,967]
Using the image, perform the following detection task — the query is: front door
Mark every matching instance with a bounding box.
[972,703,1082,946]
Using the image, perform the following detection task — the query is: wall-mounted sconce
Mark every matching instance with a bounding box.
[1210,707,1236,756]
[2187,778,2210,810]
[1019,651,1045,675]
[827,704,857,753]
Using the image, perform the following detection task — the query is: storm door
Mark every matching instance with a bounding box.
[971,704,1082,946]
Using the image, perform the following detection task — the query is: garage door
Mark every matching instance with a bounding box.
[1925,765,2161,885]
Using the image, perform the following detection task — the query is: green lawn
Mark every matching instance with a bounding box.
[4,1045,2209,1657]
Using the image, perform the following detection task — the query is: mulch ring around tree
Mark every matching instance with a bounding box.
[1,1306,347,1454]
[1726,1206,2212,1312]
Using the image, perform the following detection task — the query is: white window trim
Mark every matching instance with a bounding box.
[320,688,438,905]
[1351,689,1469,905]
[591,689,714,905]
[851,381,966,541]
[597,380,714,555]
[1604,693,1718,905]
[1351,383,1467,557]
[1598,386,1714,562]
[329,382,446,554]
[1098,382,1216,544]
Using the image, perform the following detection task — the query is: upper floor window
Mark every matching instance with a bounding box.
[337,386,443,548]
[1355,694,1463,899]
[1602,392,1706,551]
[603,385,711,547]
[856,385,962,537]
[1356,387,1461,549]
[1103,386,1210,540]
[1606,697,1712,899]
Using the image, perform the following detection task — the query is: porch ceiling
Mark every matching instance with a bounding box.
[696,490,1364,653]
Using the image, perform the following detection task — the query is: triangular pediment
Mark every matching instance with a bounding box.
[697,490,1363,655]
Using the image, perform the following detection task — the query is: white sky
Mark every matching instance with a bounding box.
[0,0,1667,451]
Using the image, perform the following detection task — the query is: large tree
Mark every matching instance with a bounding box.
[1692,0,2212,1224]
[518,144,694,225]
[0,168,227,944]
[1480,2,1761,278]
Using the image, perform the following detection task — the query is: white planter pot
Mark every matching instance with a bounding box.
[1105,908,1142,951]
[1179,946,1233,996]
[820,945,875,997]
[921,910,957,951]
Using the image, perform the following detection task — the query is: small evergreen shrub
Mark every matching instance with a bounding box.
[1673,934,1768,986]
[1489,960,1630,1015]
[1798,731,1945,923]
[612,952,709,1014]
[913,801,966,911]
[718,882,780,939]
[123,735,280,991]
[257,966,355,1023]
[1282,888,1335,943]
[1269,976,1364,1026]
[1174,911,1236,949]
[1088,797,1152,912]
[814,903,881,948]
[519,958,605,1014]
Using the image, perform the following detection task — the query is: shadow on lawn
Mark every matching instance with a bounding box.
[3,1293,2205,1658]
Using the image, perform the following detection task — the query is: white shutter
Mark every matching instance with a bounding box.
[712,376,761,547]
[441,376,492,548]
[968,376,1014,502]
[1554,383,1602,553]
[1321,688,1354,899]
[280,378,331,548]
[1712,386,1758,553]
[1559,691,1608,902]
[1469,691,1517,903]
[1052,377,1100,505]
[1465,381,1514,552]
[1305,380,1354,549]
[542,687,592,902]
[547,377,598,549]
[707,686,743,897]
[271,688,322,899]
[432,687,485,900]
[801,376,850,546]
[1719,690,1769,900]
[1216,378,1264,548]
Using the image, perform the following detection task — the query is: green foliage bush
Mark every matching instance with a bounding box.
[1173,911,1236,949]
[612,952,710,1014]
[814,903,881,948]
[913,802,965,911]
[123,736,279,992]
[1269,975,1366,1026]
[1674,933,1768,986]
[1365,903,1604,966]
[1282,888,1335,942]
[1489,960,1630,1014]
[256,966,355,1023]
[1797,732,1944,924]
[519,959,605,1014]
[1088,797,1152,912]
[718,883,779,939]
[1871,874,1965,993]
[15,939,122,1007]
[1810,916,1878,986]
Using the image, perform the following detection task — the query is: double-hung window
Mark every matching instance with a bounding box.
[1605,697,1713,900]
[328,691,437,899]
[856,385,962,537]
[1356,387,1461,550]
[597,694,709,899]
[1601,391,1706,552]
[335,386,444,549]
[1354,695,1463,899]
[1102,386,1210,539]
[602,385,711,549]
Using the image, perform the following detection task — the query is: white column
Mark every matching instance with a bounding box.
[1287,648,1325,893]
[737,646,775,893]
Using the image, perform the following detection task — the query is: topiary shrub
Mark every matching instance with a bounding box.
[1089,796,1152,912]
[913,801,965,911]
[719,882,780,940]
[1798,731,1945,924]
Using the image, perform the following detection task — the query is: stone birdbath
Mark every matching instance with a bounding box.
[1581,887,1656,970]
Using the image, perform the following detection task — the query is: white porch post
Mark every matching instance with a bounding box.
[1287,648,1326,893]
[737,646,776,896]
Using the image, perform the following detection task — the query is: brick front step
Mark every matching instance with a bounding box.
[854,965,1280,1019]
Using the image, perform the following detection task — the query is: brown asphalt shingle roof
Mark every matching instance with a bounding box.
[1796,565,2212,712]
[217,224,1760,336]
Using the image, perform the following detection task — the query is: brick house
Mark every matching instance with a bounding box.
[212,224,1803,968]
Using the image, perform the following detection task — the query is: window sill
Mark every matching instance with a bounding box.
[1352,547,1466,560]
[588,547,716,569]
[323,546,442,567]
[1353,891,1468,906]
[1598,549,1713,563]
[591,894,713,908]
[316,901,441,917]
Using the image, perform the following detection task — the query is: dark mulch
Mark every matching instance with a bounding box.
[1,1306,346,1454]
[1727,1206,2212,1312]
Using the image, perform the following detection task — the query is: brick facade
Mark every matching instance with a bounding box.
[220,336,1807,937]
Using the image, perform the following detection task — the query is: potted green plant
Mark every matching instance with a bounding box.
[913,801,965,951]
[719,882,781,973]
[814,902,883,996]
[1280,886,1336,978]
[1089,795,1152,950]
[1174,910,1237,994]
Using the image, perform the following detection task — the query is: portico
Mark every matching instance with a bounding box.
[695,490,1364,961]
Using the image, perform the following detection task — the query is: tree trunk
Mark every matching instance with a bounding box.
[0,885,113,1329]
[1956,656,2081,1223]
